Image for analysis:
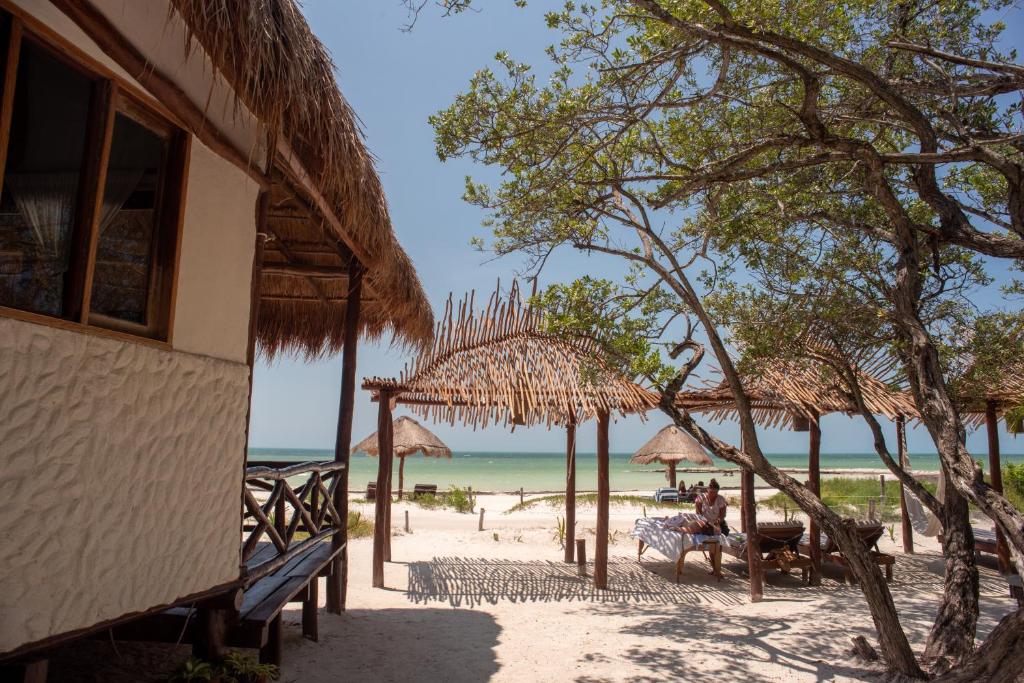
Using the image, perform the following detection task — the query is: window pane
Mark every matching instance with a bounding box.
[89,113,165,326]
[0,41,92,316]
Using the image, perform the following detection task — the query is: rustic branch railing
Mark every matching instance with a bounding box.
[242,461,345,586]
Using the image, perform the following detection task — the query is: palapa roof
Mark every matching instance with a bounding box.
[352,416,452,459]
[953,359,1024,427]
[170,0,433,356]
[363,283,658,429]
[630,425,713,466]
[678,355,917,429]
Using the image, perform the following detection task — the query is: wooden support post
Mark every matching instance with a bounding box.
[384,451,393,562]
[668,461,677,489]
[328,260,363,612]
[405,510,410,533]
[740,468,748,533]
[519,487,524,505]
[986,400,1011,573]
[808,412,822,586]
[897,416,914,553]
[193,608,231,662]
[565,417,577,563]
[302,578,319,642]
[868,499,877,521]
[260,616,283,666]
[595,410,610,590]
[0,660,48,683]
[576,539,587,576]
[478,508,486,531]
[742,466,763,601]
[397,457,406,501]
[372,390,394,588]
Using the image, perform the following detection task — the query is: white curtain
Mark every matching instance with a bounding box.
[6,172,80,271]
[97,170,143,234]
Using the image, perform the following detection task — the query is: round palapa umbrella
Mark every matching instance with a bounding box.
[352,416,452,499]
[630,424,712,489]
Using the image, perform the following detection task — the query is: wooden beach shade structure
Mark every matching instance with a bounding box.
[363,282,657,590]
[954,359,1024,573]
[0,0,433,674]
[353,416,452,500]
[631,425,712,488]
[677,351,916,600]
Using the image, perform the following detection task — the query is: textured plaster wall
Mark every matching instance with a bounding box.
[173,140,259,364]
[0,318,249,654]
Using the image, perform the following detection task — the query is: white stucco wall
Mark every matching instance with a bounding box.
[173,140,260,363]
[0,317,250,655]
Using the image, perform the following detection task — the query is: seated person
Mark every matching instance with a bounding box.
[669,479,726,535]
[677,479,687,497]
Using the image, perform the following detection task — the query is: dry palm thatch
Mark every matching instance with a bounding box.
[363,283,658,428]
[630,425,712,466]
[352,416,452,459]
[954,360,1024,428]
[678,353,917,429]
[169,0,433,354]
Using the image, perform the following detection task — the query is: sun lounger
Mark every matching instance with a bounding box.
[1008,574,1023,607]
[723,521,812,582]
[653,487,679,503]
[366,481,376,501]
[799,520,894,583]
[411,483,438,499]
[631,514,727,582]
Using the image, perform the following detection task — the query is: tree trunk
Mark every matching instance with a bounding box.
[932,608,1024,683]
[923,471,979,666]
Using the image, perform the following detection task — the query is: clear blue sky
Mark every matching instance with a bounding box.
[249,1,1023,456]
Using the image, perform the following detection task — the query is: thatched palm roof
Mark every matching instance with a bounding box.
[630,425,712,466]
[678,357,917,429]
[363,283,658,428]
[352,416,452,459]
[170,0,433,355]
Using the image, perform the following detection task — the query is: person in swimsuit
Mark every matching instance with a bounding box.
[671,479,726,535]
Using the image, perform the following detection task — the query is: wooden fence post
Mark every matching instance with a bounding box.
[576,539,587,576]
[478,508,485,531]
[405,510,410,533]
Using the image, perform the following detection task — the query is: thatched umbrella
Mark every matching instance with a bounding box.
[630,425,712,488]
[352,416,452,499]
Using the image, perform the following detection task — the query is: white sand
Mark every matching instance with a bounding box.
[271,493,1018,683]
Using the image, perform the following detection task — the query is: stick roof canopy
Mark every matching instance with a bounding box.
[352,416,452,459]
[363,283,658,429]
[170,0,433,357]
[953,360,1024,427]
[678,356,917,429]
[630,425,713,466]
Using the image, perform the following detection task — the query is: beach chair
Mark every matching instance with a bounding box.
[366,482,376,501]
[724,521,812,582]
[799,520,894,583]
[1008,574,1023,608]
[653,487,679,503]
[411,483,438,499]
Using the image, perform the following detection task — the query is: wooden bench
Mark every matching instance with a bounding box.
[724,521,813,583]
[1008,574,1023,607]
[799,522,894,583]
[366,481,377,500]
[411,483,438,499]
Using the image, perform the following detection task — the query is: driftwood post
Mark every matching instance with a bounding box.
[372,389,394,588]
[576,539,587,576]
[328,260,362,612]
[896,416,914,553]
[478,508,485,531]
[565,416,577,563]
[986,400,1010,572]
[594,410,610,590]
[807,412,822,586]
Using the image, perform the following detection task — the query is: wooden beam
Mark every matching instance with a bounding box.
[564,417,577,563]
[262,226,329,304]
[986,400,1011,572]
[262,264,350,279]
[260,294,348,304]
[48,0,269,190]
[594,410,610,590]
[896,416,914,554]
[327,260,363,613]
[808,410,822,586]
[372,389,393,588]
[385,450,393,562]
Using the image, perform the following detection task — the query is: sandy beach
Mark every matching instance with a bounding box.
[46,490,1018,682]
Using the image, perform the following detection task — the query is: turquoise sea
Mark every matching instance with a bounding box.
[249,449,1024,493]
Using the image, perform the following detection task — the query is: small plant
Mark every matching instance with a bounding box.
[348,511,373,539]
[447,486,475,513]
[887,524,896,543]
[553,516,566,548]
[169,657,215,682]
[223,651,280,683]
[492,532,499,542]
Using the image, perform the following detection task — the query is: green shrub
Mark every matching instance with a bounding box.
[761,477,936,522]
[348,511,373,538]
[408,486,475,513]
[1004,463,1024,509]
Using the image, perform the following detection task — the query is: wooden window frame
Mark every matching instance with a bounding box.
[0,11,189,345]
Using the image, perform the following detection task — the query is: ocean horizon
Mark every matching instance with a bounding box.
[249,448,1024,493]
